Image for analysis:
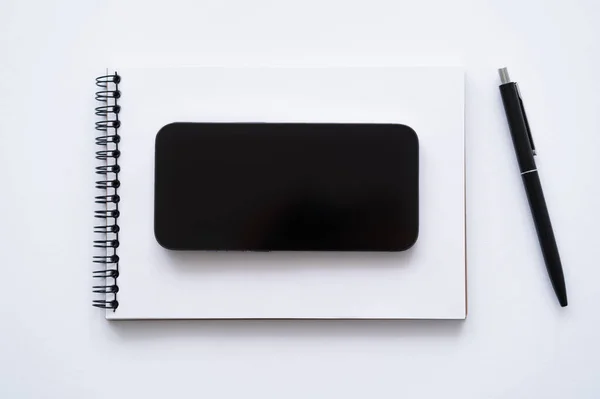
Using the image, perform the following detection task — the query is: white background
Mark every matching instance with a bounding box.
[0,0,599,397]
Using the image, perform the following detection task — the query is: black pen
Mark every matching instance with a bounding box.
[498,67,568,307]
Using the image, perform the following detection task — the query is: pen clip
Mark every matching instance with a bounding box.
[516,83,536,156]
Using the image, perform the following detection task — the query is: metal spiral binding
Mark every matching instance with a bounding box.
[93,72,121,310]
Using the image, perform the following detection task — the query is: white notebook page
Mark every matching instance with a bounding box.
[108,67,465,319]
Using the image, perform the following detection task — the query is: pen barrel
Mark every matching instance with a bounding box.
[500,83,536,173]
[522,171,568,306]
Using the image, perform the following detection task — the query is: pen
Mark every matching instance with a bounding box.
[498,67,568,307]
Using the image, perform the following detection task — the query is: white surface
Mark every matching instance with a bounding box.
[112,66,465,320]
[1,0,599,397]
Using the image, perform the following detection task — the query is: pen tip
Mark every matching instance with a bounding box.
[560,298,568,307]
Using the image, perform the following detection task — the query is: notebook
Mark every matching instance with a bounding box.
[93,66,466,320]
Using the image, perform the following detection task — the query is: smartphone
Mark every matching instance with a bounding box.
[154,122,419,251]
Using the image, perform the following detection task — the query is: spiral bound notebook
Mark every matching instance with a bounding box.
[92,67,466,320]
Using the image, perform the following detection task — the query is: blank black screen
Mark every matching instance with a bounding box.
[154,123,419,251]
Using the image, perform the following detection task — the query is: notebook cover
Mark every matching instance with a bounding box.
[95,66,466,320]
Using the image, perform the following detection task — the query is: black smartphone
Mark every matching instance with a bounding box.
[154,122,419,251]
